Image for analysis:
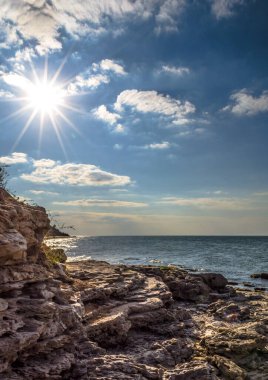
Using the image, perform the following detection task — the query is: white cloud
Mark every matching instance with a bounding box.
[0,1,186,53]
[115,89,195,125]
[93,105,125,133]
[1,72,32,91]
[33,159,57,168]
[53,199,147,208]
[97,59,126,76]
[0,1,62,54]
[0,89,14,98]
[155,0,186,33]
[253,192,268,197]
[67,59,126,95]
[223,89,268,116]
[161,65,190,76]
[0,19,22,48]
[29,190,59,195]
[211,0,244,19]
[21,158,131,187]
[67,73,110,95]
[109,188,129,193]
[114,124,125,133]
[113,144,123,150]
[8,47,36,70]
[159,196,253,210]
[144,141,170,150]
[0,152,28,165]
[94,105,121,125]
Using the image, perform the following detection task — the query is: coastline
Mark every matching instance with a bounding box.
[45,235,268,292]
[0,189,267,379]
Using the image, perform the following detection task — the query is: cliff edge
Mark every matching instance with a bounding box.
[0,190,267,379]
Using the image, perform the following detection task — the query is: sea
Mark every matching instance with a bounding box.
[46,235,268,289]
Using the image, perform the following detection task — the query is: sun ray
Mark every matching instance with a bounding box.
[11,109,38,151]
[53,107,82,136]
[48,111,68,159]
[60,102,86,115]
[38,111,45,154]
[44,55,48,83]
[0,104,33,125]
[3,58,85,153]
[29,60,41,86]
[50,53,70,87]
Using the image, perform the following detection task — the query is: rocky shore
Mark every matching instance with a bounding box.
[0,189,267,379]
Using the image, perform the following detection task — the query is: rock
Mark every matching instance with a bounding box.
[209,355,246,379]
[243,282,254,287]
[0,190,267,379]
[251,273,268,280]
[0,189,49,265]
[141,338,193,367]
[0,230,27,265]
[164,360,218,380]
[202,321,267,360]
[197,272,228,290]
[87,311,132,347]
[211,301,250,321]
[0,298,8,311]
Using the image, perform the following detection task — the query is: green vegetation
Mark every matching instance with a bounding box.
[42,244,67,264]
[159,266,171,270]
[0,165,8,189]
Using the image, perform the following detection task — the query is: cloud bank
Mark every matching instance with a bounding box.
[0,152,131,187]
[0,0,187,54]
[54,199,147,208]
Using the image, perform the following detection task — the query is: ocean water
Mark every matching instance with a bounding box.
[46,236,268,288]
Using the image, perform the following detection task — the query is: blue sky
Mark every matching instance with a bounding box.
[0,0,268,235]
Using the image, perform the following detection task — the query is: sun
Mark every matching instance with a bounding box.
[26,80,65,114]
[4,60,82,156]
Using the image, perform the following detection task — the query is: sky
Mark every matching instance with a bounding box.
[0,0,268,235]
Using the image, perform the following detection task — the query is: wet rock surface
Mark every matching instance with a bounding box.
[0,190,267,379]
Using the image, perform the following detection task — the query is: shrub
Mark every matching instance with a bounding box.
[0,165,8,189]
[42,244,67,264]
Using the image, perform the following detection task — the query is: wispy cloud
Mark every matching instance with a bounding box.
[0,152,28,165]
[113,144,123,150]
[158,196,256,210]
[155,0,186,34]
[67,73,110,95]
[222,89,268,116]
[29,190,59,196]
[67,59,126,95]
[144,141,171,150]
[160,65,190,76]
[8,47,36,72]
[114,89,195,126]
[53,199,148,208]
[211,0,244,19]
[21,157,131,187]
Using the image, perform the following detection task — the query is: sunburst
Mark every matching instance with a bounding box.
[1,58,82,156]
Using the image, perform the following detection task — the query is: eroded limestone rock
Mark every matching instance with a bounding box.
[0,190,267,379]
